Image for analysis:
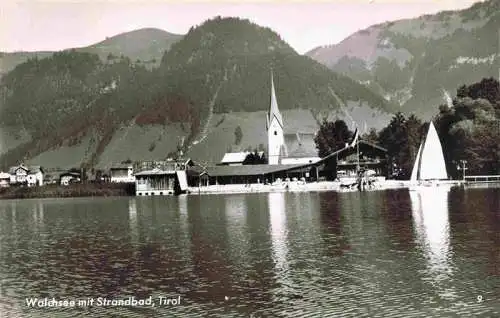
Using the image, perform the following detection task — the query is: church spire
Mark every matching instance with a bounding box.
[267,70,283,130]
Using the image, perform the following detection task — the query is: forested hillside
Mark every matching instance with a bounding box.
[0,17,396,169]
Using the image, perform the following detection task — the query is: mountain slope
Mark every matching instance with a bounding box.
[0,17,395,169]
[0,28,183,77]
[306,0,500,118]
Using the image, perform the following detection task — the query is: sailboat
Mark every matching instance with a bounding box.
[410,122,449,187]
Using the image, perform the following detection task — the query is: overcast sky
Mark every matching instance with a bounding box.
[1,0,481,54]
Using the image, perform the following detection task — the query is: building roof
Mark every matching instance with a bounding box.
[220,152,250,164]
[0,172,10,179]
[314,139,387,166]
[201,163,308,177]
[134,167,175,176]
[110,164,133,170]
[266,72,284,130]
[59,171,81,177]
[8,165,43,174]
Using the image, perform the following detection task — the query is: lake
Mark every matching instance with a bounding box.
[0,186,499,317]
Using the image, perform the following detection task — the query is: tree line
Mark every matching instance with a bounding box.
[314,77,499,179]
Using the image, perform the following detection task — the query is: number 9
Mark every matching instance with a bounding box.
[477,295,483,302]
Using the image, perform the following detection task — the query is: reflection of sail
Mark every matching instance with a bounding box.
[410,187,455,298]
[128,198,138,246]
[268,192,290,290]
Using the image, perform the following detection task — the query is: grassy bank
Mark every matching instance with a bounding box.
[0,182,135,199]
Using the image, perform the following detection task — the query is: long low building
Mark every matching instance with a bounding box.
[188,163,320,187]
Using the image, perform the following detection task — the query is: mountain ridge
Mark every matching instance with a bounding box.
[0,28,183,76]
[306,0,500,118]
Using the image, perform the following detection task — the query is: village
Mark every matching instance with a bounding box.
[0,73,392,196]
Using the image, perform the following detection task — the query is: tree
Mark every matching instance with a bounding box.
[314,119,353,180]
[378,112,424,179]
[314,119,352,158]
[243,150,267,165]
[234,126,243,145]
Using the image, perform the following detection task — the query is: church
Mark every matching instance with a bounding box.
[220,72,321,167]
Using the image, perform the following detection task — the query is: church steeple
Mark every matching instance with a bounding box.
[267,71,283,130]
[267,70,285,165]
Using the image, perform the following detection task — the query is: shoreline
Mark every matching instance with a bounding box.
[0,183,135,200]
[0,180,497,200]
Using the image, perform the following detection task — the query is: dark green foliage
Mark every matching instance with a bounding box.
[243,151,267,165]
[314,119,353,158]
[436,78,499,176]
[313,119,354,180]
[378,112,425,179]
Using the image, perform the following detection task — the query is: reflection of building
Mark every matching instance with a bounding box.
[268,192,292,297]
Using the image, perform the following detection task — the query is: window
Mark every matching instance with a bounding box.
[274,131,277,135]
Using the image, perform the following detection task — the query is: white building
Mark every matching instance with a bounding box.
[0,172,11,187]
[110,164,135,183]
[266,72,286,165]
[8,165,44,187]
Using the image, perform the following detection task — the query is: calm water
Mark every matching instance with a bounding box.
[0,186,499,317]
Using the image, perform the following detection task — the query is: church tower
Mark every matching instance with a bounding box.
[266,72,285,165]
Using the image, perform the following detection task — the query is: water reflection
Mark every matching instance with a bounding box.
[409,186,456,299]
[128,198,138,246]
[268,192,292,298]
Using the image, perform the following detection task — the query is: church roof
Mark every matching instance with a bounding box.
[267,72,283,129]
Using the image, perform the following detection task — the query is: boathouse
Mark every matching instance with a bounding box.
[110,164,135,183]
[187,162,320,187]
[134,159,193,196]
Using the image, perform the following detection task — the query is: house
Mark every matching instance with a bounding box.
[313,139,389,180]
[110,164,135,183]
[43,173,59,185]
[134,159,194,196]
[8,165,44,187]
[0,172,11,187]
[59,171,81,186]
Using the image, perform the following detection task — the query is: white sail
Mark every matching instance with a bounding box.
[419,122,448,180]
[410,142,423,182]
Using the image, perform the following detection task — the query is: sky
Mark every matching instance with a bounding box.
[0,0,482,54]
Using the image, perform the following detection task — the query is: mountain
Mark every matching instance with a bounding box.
[0,28,183,77]
[0,17,395,170]
[77,28,184,66]
[306,0,500,119]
